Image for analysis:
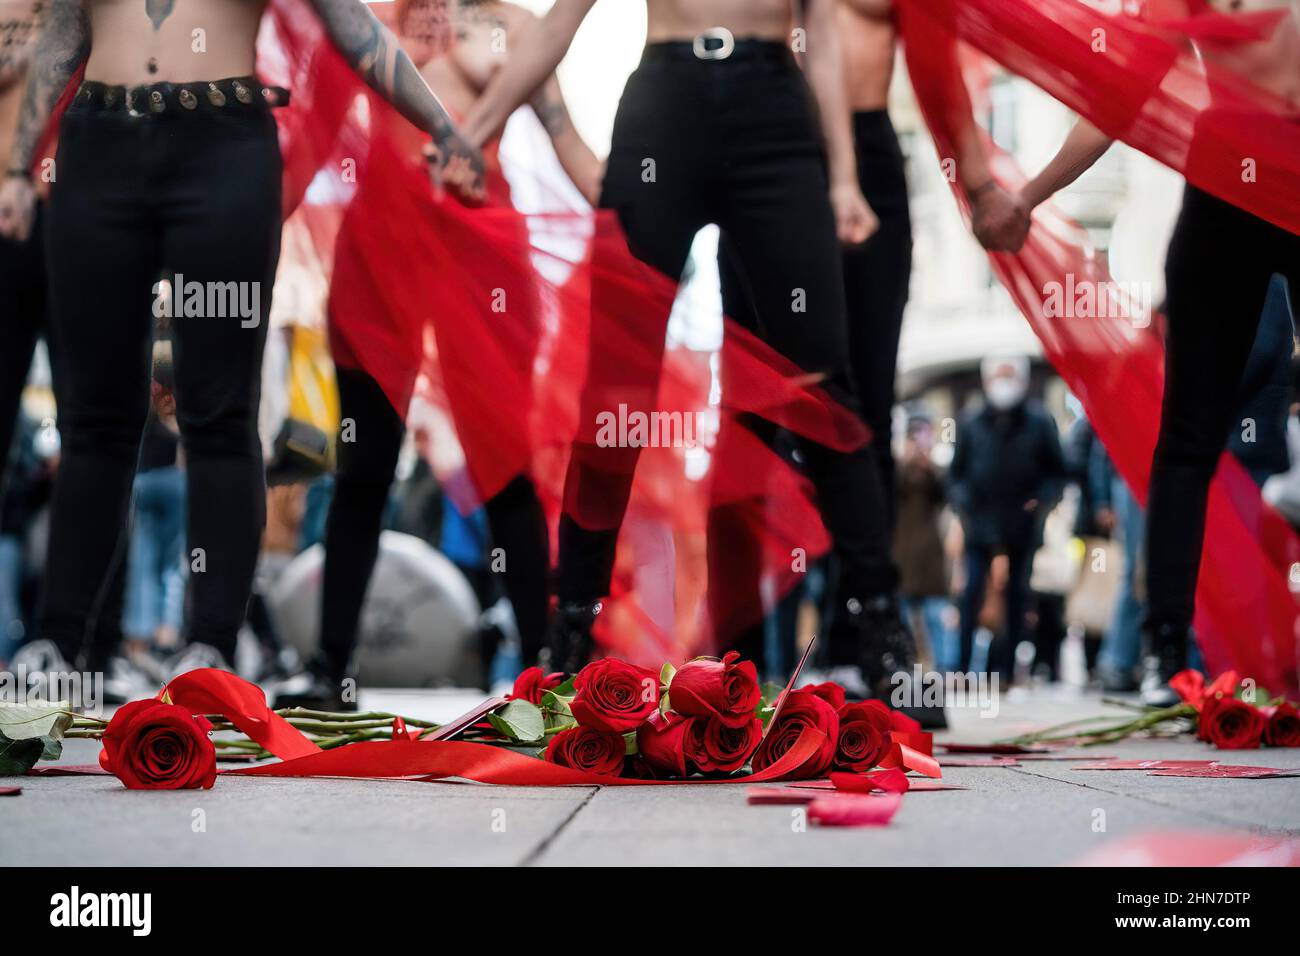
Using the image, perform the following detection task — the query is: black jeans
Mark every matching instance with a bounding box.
[556,42,895,610]
[841,110,912,533]
[0,205,48,495]
[1147,185,1300,631]
[40,78,282,664]
[715,109,913,664]
[320,368,551,679]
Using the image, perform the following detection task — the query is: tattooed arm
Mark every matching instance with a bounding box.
[529,75,602,206]
[0,0,87,241]
[307,0,484,196]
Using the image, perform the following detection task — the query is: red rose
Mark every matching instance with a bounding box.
[752,688,839,780]
[570,658,660,733]
[804,681,847,711]
[687,716,763,773]
[508,666,565,706]
[1262,703,1300,747]
[834,700,894,772]
[636,711,696,777]
[1199,696,1266,749]
[543,726,625,776]
[98,699,217,791]
[670,651,761,728]
[1170,668,1240,712]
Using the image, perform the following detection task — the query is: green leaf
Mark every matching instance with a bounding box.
[660,662,676,689]
[486,699,545,743]
[551,676,577,697]
[623,731,638,756]
[0,700,73,743]
[0,732,45,776]
[540,690,577,733]
[759,681,784,709]
[40,736,63,761]
[659,690,672,717]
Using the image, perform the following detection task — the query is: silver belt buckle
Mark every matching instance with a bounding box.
[693,26,736,61]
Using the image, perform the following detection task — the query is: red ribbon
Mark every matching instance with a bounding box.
[161,670,321,761]
[228,730,827,786]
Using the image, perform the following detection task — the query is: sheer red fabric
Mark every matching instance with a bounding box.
[898,0,1300,695]
[256,0,867,663]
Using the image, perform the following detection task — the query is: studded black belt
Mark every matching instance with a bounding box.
[73,76,290,116]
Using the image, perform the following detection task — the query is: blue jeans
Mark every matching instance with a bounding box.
[123,467,187,641]
[901,595,958,673]
[0,534,24,660]
[1099,477,1145,674]
[959,541,1034,677]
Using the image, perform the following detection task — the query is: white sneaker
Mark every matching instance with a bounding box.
[826,665,871,700]
[167,643,235,681]
[6,639,74,702]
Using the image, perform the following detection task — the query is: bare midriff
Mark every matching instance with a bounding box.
[82,0,268,86]
[644,0,792,43]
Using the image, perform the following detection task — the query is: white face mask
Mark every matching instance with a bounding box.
[985,377,1027,410]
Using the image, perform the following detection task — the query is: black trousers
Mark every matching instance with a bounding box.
[714,109,913,664]
[0,206,48,495]
[1147,185,1300,631]
[556,43,895,610]
[841,110,912,533]
[319,368,551,680]
[40,79,283,664]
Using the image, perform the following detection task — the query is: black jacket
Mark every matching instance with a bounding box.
[948,400,1066,549]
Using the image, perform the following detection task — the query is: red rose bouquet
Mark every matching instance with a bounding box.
[13,653,933,789]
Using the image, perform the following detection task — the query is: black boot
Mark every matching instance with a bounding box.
[1141,622,1189,708]
[847,595,947,730]
[273,655,358,712]
[544,601,602,676]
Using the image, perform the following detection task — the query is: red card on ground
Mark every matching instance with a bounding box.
[1071,760,1217,771]
[939,755,1019,767]
[747,786,819,805]
[0,786,21,796]
[1014,753,1116,761]
[939,743,1054,754]
[423,697,508,741]
[1148,765,1300,778]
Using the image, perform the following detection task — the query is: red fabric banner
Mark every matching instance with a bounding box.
[898,0,1300,696]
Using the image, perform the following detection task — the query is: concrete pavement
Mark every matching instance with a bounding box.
[5,685,1298,866]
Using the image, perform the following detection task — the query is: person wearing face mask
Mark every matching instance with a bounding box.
[947,355,1067,679]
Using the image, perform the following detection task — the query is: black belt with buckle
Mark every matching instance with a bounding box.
[74,76,291,115]
[641,30,793,66]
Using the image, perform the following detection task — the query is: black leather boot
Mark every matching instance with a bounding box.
[1141,621,1189,708]
[544,601,602,676]
[846,595,947,729]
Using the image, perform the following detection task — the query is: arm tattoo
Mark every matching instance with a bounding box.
[11,0,88,171]
[145,0,176,31]
[529,84,572,139]
[310,0,456,139]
